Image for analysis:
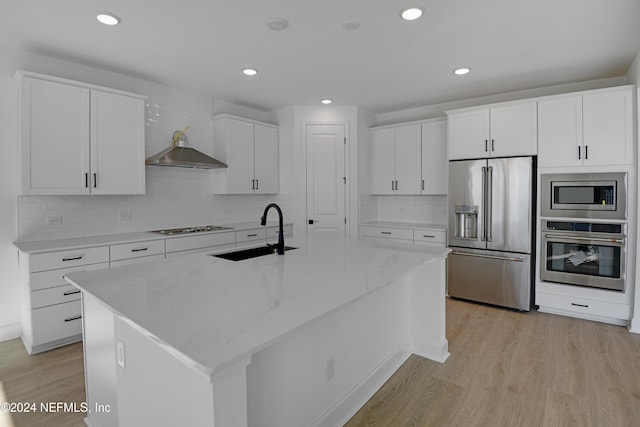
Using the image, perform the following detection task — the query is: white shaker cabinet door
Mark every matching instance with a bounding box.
[582,89,633,166]
[225,118,255,194]
[370,127,396,194]
[394,124,422,195]
[254,124,279,194]
[537,96,583,168]
[90,90,146,194]
[447,109,490,160]
[489,102,537,157]
[421,119,447,194]
[20,77,91,195]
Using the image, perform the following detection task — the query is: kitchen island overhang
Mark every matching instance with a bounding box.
[66,238,450,427]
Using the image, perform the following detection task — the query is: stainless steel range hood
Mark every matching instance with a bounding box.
[145,127,227,169]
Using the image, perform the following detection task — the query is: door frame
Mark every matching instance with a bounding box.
[303,121,350,238]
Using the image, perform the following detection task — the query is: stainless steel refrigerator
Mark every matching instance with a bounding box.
[448,156,534,311]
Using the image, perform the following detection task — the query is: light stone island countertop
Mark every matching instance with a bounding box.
[65,237,450,376]
[360,221,447,230]
[13,221,290,254]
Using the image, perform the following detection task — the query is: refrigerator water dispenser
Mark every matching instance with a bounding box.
[455,205,478,239]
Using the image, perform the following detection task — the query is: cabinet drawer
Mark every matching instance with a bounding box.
[267,225,293,240]
[32,284,81,309]
[29,246,109,272]
[413,229,446,244]
[31,300,82,345]
[110,254,165,268]
[537,291,630,320]
[165,232,235,253]
[362,226,413,241]
[236,228,267,243]
[165,243,236,258]
[110,239,165,261]
[30,262,109,291]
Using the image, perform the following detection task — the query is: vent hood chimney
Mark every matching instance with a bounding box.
[145,127,228,169]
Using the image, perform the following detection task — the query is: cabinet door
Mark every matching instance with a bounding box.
[225,118,255,194]
[490,102,537,157]
[20,77,90,195]
[582,89,633,166]
[90,90,146,194]
[447,109,490,160]
[370,128,396,194]
[394,124,422,194]
[537,97,583,167]
[254,124,279,194]
[421,120,447,194]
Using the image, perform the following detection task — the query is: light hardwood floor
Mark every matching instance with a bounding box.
[1,298,639,427]
[346,298,640,427]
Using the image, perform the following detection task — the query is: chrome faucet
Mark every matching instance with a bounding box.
[260,203,285,255]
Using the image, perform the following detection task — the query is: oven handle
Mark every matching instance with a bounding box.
[451,251,526,263]
[544,234,625,244]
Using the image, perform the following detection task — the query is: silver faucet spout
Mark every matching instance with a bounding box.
[261,203,285,255]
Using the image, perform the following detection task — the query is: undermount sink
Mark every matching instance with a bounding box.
[212,245,297,261]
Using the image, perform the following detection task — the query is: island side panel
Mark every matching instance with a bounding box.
[82,292,119,427]
[410,257,450,362]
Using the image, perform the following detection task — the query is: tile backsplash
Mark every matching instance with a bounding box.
[362,195,447,225]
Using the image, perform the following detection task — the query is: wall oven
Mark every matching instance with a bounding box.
[541,220,625,291]
[541,172,626,220]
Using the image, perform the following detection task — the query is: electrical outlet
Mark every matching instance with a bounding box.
[117,340,126,369]
[46,216,62,225]
[326,357,334,381]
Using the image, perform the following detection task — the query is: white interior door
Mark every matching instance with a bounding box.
[306,124,346,239]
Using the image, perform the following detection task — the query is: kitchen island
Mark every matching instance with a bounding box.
[65,237,450,427]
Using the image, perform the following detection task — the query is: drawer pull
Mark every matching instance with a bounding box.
[571,302,589,308]
[63,290,81,296]
[64,315,82,322]
[62,255,84,262]
[131,247,149,252]
[423,235,436,238]
[247,234,258,237]
[381,232,392,235]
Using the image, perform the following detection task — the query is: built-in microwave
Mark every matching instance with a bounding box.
[541,172,626,220]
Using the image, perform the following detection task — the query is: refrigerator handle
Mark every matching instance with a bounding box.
[486,166,493,242]
[481,166,487,241]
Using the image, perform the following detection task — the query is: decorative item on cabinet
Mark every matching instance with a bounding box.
[16,71,147,195]
[211,114,279,194]
[446,101,537,160]
[537,85,634,168]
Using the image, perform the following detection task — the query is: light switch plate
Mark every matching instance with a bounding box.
[117,340,126,369]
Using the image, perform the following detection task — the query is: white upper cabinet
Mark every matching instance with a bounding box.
[370,123,421,195]
[421,119,447,194]
[18,72,146,195]
[447,102,537,160]
[538,86,633,168]
[212,114,279,194]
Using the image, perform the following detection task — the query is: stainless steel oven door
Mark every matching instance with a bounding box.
[541,232,625,291]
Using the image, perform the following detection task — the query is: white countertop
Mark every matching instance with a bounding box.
[13,221,289,254]
[65,238,450,376]
[360,221,447,230]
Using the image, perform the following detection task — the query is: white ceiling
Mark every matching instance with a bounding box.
[2,0,639,113]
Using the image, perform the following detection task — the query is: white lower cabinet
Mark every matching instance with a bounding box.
[413,229,447,247]
[361,223,447,248]
[536,290,630,325]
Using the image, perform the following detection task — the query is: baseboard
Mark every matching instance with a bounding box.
[312,346,412,427]
[413,338,450,363]
[538,306,629,327]
[0,322,21,342]
[629,317,640,334]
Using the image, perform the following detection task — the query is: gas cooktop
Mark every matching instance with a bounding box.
[151,225,234,235]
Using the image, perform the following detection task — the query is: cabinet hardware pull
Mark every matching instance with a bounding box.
[391,181,394,191]
[578,146,581,159]
[84,173,89,188]
[247,234,258,237]
[484,140,488,152]
[62,255,84,262]
[423,235,436,238]
[63,290,81,296]
[93,173,97,188]
[256,179,259,190]
[585,145,588,160]
[571,302,589,308]
[491,139,495,151]
[131,247,149,252]
[251,179,255,190]
[422,179,425,191]
[395,180,399,191]
[64,315,82,322]
[381,231,392,235]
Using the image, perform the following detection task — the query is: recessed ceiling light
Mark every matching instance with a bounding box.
[96,12,121,26]
[242,68,258,76]
[266,17,290,31]
[321,99,333,105]
[400,7,423,21]
[454,67,471,76]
